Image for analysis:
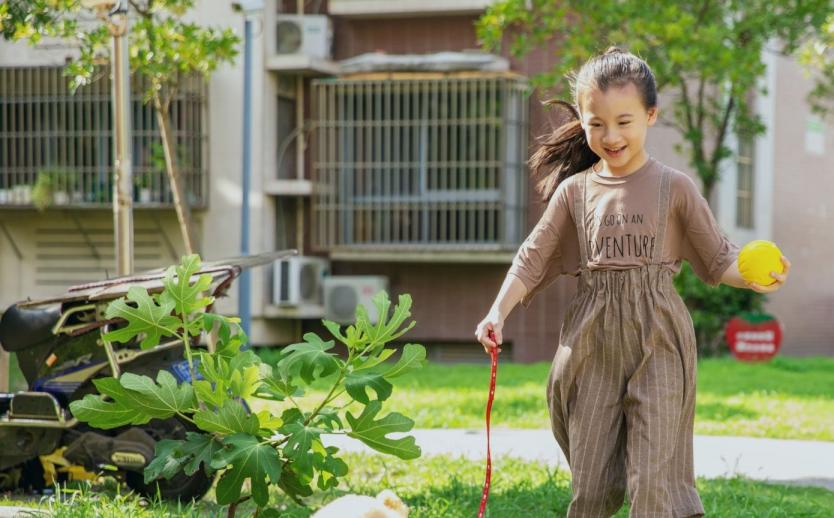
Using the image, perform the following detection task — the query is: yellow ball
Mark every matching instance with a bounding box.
[738,240,784,286]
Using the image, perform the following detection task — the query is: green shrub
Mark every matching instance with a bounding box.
[674,261,765,357]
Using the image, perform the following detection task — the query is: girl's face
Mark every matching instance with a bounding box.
[579,82,658,174]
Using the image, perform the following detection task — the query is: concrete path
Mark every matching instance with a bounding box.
[0,508,43,518]
[322,428,834,492]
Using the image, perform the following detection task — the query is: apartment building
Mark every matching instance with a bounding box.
[0,0,831,360]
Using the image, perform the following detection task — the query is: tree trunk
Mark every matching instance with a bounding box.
[155,97,197,255]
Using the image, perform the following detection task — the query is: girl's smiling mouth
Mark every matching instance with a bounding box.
[604,145,627,157]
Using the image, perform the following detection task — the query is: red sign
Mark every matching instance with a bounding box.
[725,314,783,361]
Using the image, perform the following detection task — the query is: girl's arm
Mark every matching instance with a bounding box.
[718,258,747,289]
[474,274,528,352]
[492,273,529,321]
[719,256,791,293]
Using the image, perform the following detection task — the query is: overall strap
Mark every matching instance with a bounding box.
[573,171,590,269]
[652,168,672,265]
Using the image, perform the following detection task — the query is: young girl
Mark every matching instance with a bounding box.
[474,47,790,517]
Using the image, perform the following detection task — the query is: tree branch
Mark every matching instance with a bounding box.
[695,75,706,133]
[709,92,735,174]
[129,0,151,18]
[678,74,696,133]
[696,0,712,25]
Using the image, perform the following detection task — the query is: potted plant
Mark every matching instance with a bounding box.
[135,170,155,203]
[31,170,56,210]
[32,169,78,209]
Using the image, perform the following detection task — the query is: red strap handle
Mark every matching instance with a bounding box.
[477,329,499,518]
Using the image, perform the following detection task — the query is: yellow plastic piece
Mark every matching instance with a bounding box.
[40,447,99,485]
[738,240,784,286]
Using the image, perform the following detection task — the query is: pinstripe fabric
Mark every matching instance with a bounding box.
[547,169,705,517]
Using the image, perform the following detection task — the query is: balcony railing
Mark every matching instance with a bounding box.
[0,66,207,209]
[311,74,529,253]
[328,0,493,16]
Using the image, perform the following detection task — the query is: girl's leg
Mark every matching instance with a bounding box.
[549,341,628,518]
[623,340,702,518]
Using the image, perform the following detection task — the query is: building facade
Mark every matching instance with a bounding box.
[0,0,831,361]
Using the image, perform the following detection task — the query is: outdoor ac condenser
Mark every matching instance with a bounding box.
[274,14,332,60]
[272,256,330,306]
[323,276,389,324]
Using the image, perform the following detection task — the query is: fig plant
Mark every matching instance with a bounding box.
[69,255,426,516]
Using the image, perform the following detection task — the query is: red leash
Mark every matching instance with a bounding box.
[477,329,499,518]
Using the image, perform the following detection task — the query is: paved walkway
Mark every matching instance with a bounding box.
[322,428,834,491]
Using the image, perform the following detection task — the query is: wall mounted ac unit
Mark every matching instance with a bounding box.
[272,256,330,306]
[274,14,332,60]
[323,276,389,324]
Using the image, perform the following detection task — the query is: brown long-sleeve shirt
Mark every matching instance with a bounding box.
[507,157,739,308]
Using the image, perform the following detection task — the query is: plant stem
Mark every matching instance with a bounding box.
[176,411,197,426]
[227,496,250,518]
[304,372,344,428]
[182,334,196,384]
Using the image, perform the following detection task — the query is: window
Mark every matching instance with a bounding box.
[310,75,529,251]
[276,95,298,180]
[0,66,207,207]
[735,133,755,229]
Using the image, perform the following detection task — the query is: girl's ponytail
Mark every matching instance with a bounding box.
[528,99,597,203]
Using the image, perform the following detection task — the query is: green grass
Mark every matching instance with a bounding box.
[3,454,833,517]
[3,353,831,515]
[0,481,205,517]
[253,353,834,441]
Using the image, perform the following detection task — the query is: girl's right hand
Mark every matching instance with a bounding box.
[474,311,504,355]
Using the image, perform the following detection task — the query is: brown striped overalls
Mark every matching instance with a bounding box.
[547,169,705,517]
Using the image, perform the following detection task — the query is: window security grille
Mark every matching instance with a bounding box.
[0,66,207,208]
[311,75,529,252]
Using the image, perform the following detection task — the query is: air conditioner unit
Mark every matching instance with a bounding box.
[272,256,330,306]
[323,276,389,324]
[274,14,332,60]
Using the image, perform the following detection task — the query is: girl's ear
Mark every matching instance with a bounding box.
[647,106,659,126]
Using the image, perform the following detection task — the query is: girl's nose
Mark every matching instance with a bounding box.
[602,129,620,143]
[602,136,621,146]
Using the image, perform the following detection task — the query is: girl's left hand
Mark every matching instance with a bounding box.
[746,255,791,293]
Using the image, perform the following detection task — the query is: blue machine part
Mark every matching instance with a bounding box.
[34,361,108,397]
[169,359,204,383]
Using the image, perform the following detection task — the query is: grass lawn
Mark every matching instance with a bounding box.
[253,353,834,441]
[2,355,832,516]
[3,454,833,517]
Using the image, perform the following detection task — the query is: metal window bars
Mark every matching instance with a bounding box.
[310,74,529,252]
[0,65,207,208]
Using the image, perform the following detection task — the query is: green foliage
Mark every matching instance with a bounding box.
[799,13,834,118]
[477,0,833,198]
[674,262,765,357]
[68,254,427,516]
[0,0,239,95]
[346,401,421,459]
[103,286,181,349]
[71,371,198,429]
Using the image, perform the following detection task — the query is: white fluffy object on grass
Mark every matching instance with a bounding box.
[311,489,409,518]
